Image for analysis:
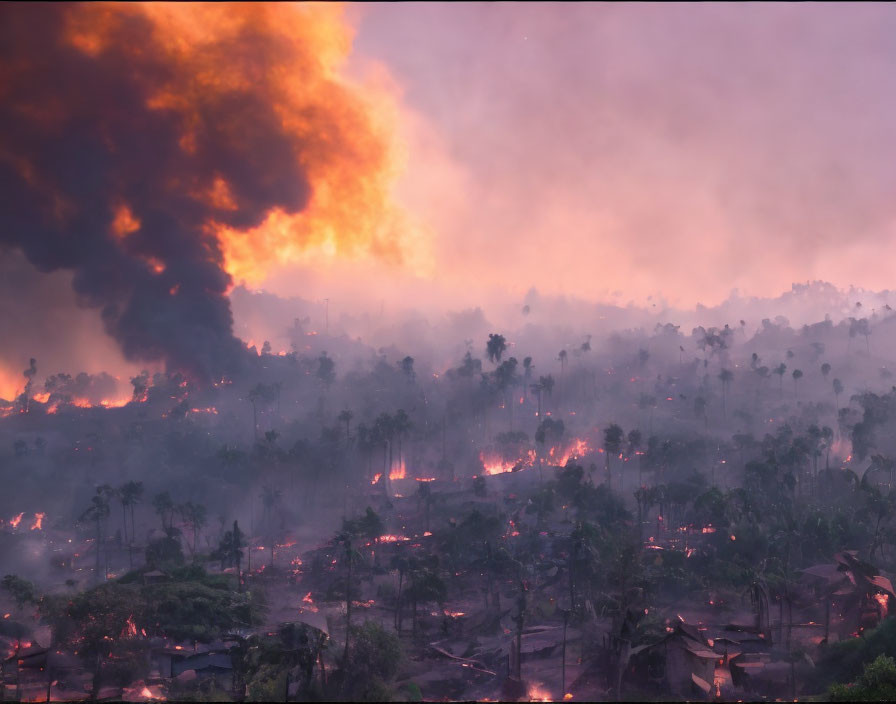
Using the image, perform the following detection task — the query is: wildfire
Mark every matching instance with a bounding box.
[390,460,407,481]
[30,513,44,531]
[9,513,23,529]
[147,2,425,285]
[527,684,553,702]
[547,438,591,467]
[124,615,138,638]
[62,1,425,287]
[371,473,382,485]
[378,534,408,543]
[303,591,314,603]
[480,449,536,475]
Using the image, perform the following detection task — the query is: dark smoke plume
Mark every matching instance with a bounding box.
[0,3,316,383]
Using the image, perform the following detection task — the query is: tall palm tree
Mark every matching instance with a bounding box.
[392,409,411,473]
[486,333,507,365]
[718,369,734,419]
[603,424,624,491]
[495,358,520,431]
[522,357,533,402]
[337,532,360,664]
[773,363,787,395]
[152,491,175,534]
[81,491,111,580]
[337,409,354,444]
[117,481,143,568]
[792,369,803,398]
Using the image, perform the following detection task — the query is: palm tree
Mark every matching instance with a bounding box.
[833,378,844,408]
[336,532,360,663]
[718,369,733,419]
[522,357,533,402]
[392,409,411,473]
[400,355,416,382]
[117,481,143,568]
[486,333,507,364]
[540,375,555,415]
[773,363,787,395]
[495,358,520,430]
[316,352,336,389]
[152,491,175,534]
[219,520,245,591]
[337,409,353,444]
[390,550,409,631]
[792,369,803,398]
[81,490,111,580]
[603,424,624,491]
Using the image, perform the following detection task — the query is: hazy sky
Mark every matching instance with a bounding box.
[272,2,896,310]
[4,2,896,398]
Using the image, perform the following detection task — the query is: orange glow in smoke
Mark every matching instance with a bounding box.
[65,1,421,287]
[9,513,23,529]
[389,460,407,481]
[30,513,44,530]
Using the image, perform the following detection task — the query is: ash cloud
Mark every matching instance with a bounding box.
[0,4,315,383]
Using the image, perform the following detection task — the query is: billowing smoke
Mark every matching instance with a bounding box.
[0,3,404,384]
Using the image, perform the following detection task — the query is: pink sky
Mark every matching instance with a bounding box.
[265,2,896,311]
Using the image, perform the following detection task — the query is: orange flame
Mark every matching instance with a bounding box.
[30,513,44,531]
[389,460,407,481]
[124,615,138,638]
[64,2,425,286]
[548,438,591,467]
[480,449,536,475]
[9,513,23,529]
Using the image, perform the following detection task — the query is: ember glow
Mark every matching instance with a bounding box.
[389,460,407,481]
[29,512,44,531]
[480,449,536,475]
[547,438,592,467]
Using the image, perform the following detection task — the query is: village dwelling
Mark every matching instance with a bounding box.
[627,621,717,698]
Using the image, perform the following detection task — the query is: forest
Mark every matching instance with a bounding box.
[3,284,896,701]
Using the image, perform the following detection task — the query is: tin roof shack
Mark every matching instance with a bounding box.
[171,651,233,690]
[627,622,717,699]
[801,551,896,641]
